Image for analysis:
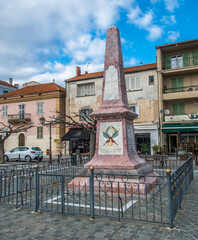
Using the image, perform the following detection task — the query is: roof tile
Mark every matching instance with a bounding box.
[0,82,65,98]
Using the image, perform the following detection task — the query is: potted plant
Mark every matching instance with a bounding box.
[140,143,150,154]
[152,144,161,154]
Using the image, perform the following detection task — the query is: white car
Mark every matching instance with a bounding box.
[4,146,43,162]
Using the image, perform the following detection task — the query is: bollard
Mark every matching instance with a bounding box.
[89,166,94,219]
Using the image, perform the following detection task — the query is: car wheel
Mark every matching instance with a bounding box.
[25,155,32,162]
[4,155,9,162]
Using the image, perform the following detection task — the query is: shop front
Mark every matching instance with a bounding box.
[162,123,198,154]
[61,128,90,154]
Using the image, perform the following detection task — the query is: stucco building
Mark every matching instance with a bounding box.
[156,39,198,154]
[65,63,159,154]
[0,82,65,155]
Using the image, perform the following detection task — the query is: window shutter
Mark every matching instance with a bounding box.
[179,103,185,115]
[172,104,178,115]
[136,106,140,118]
[183,52,189,67]
[178,77,184,91]
[126,78,130,91]
[164,55,170,69]
[79,110,83,121]
[192,51,198,65]
[136,77,141,89]
[171,77,177,92]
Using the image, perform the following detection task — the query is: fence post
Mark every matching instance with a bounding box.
[89,166,94,219]
[0,175,2,202]
[16,174,19,208]
[166,169,173,228]
[34,165,39,212]
[61,175,65,214]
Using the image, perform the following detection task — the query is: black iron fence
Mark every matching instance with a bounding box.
[0,156,193,228]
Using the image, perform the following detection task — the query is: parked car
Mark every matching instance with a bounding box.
[4,147,43,162]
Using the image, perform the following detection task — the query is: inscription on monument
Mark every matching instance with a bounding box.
[104,65,119,100]
[99,122,123,155]
[127,124,136,154]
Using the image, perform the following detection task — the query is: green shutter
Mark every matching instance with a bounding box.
[172,104,178,115]
[164,55,171,69]
[179,103,185,115]
[171,77,184,92]
[192,51,198,65]
[178,77,184,91]
[183,52,189,67]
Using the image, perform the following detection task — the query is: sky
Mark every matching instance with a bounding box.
[0,0,198,88]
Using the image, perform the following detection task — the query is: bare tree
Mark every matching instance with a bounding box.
[0,123,33,164]
[56,111,97,160]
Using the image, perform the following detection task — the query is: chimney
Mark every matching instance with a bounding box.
[76,66,81,76]
[9,78,13,85]
[14,84,19,89]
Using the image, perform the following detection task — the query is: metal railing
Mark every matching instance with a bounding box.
[166,156,193,228]
[163,85,198,94]
[0,155,193,227]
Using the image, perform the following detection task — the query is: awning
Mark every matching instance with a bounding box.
[162,123,198,133]
[61,129,90,141]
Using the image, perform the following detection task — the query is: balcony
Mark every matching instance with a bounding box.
[164,114,198,123]
[8,114,31,124]
[162,56,198,76]
[163,85,198,101]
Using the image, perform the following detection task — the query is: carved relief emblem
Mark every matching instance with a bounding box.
[103,126,119,146]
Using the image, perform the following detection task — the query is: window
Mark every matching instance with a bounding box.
[126,76,141,91]
[171,77,184,92]
[171,55,183,69]
[1,128,8,139]
[172,103,185,115]
[77,83,95,97]
[37,102,44,114]
[79,108,93,121]
[129,105,140,118]
[19,104,25,120]
[149,75,154,85]
[37,126,43,139]
[2,106,8,117]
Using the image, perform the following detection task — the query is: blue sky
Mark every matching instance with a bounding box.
[0,0,197,87]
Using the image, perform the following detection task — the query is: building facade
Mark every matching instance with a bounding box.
[65,64,159,154]
[0,82,65,155]
[0,78,18,95]
[156,39,198,154]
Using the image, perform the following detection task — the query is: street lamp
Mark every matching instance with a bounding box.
[39,116,52,164]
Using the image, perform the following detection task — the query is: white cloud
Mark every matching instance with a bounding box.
[127,7,153,28]
[126,57,139,66]
[164,0,179,12]
[147,25,163,41]
[0,0,133,86]
[161,15,176,25]
[127,5,163,41]
[166,31,180,42]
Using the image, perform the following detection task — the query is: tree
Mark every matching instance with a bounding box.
[56,111,97,160]
[0,122,33,164]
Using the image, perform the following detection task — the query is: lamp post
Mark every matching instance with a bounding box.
[39,116,52,164]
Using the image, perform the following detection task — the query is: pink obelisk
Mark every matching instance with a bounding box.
[84,26,153,175]
[70,26,159,193]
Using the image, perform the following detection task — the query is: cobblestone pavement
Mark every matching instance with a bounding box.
[0,172,197,240]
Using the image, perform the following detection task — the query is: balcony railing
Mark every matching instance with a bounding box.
[163,85,198,94]
[8,113,31,124]
[163,56,198,70]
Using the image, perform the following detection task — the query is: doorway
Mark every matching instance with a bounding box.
[19,133,25,146]
[168,134,177,154]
